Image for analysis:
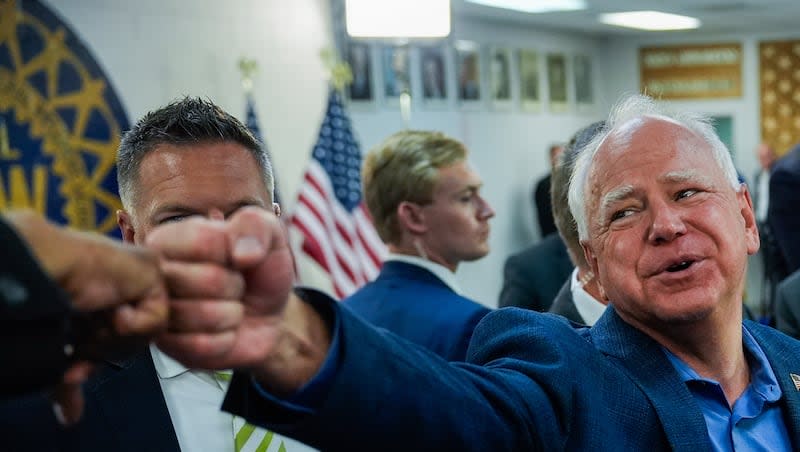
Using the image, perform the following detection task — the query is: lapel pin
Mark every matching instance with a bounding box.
[790,373,800,391]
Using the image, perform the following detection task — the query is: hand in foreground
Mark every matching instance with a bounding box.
[148,207,330,395]
[4,210,169,423]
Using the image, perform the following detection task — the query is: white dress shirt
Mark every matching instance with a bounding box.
[150,344,234,452]
[756,170,770,223]
[150,345,317,452]
[569,268,607,326]
[386,253,462,294]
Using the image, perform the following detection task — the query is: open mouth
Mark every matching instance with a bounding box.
[665,260,694,273]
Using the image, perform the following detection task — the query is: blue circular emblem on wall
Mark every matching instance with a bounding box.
[0,0,129,237]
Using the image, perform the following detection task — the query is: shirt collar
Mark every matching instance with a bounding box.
[569,268,607,326]
[663,326,782,403]
[386,253,461,294]
[150,343,191,379]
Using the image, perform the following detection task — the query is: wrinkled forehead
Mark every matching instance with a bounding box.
[592,116,704,172]
[586,117,713,201]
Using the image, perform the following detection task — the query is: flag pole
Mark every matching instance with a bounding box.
[399,91,411,129]
[236,57,282,204]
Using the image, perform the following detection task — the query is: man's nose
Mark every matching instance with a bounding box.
[477,196,495,220]
[208,209,225,221]
[647,200,686,244]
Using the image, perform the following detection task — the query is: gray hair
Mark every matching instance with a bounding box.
[567,94,740,241]
[552,121,605,267]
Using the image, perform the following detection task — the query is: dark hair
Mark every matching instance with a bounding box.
[117,96,273,206]
[551,121,605,267]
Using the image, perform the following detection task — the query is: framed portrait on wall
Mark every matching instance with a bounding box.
[347,41,373,102]
[574,54,593,108]
[490,46,512,108]
[420,46,447,104]
[547,53,568,112]
[518,49,540,112]
[381,44,410,102]
[455,40,481,104]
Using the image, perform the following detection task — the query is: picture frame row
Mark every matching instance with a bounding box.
[346,39,595,113]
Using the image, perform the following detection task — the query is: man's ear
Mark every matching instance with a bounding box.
[273,202,281,217]
[117,210,137,244]
[738,186,760,256]
[396,201,427,235]
[582,240,608,301]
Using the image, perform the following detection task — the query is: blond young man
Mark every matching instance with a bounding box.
[343,130,494,361]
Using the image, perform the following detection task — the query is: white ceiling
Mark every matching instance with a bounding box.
[451,0,800,36]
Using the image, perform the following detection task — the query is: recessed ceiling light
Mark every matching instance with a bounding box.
[599,11,701,31]
[346,0,450,38]
[465,0,587,14]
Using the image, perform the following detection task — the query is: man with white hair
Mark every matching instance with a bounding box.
[145,94,800,450]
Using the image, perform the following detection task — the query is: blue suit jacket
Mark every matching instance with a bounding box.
[342,260,490,361]
[0,349,181,451]
[224,293,800,451]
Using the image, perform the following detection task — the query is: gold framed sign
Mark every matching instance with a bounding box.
[759,40,800,156]
[640,43,742,99]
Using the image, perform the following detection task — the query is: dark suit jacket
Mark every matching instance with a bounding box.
[223,292,800,450]
[498,233,573,312]
[769,144,800,279]
[547,280,584,324]
[0,349,181,451]
[342,261,490,361]
[533,174,556,237]
[776,270,800,340]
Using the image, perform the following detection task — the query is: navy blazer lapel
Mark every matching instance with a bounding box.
[591,309,711,451]
[85,349,180,451]
[746,322,800,448]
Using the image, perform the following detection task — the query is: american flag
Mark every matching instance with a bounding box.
[291,89,386,299]
[245,93,281,204]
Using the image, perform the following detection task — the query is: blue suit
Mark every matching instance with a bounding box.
[343,260,490,361]
[223,292,800,450]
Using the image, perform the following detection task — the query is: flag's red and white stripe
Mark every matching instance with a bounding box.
[292,160,385,299]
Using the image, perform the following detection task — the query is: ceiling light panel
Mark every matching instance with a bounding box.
[465,0,587,14]
[599,11,701,31]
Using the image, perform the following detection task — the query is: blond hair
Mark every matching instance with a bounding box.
[363,130,467,244]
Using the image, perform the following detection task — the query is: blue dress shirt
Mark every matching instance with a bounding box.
[664,328,791,452]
